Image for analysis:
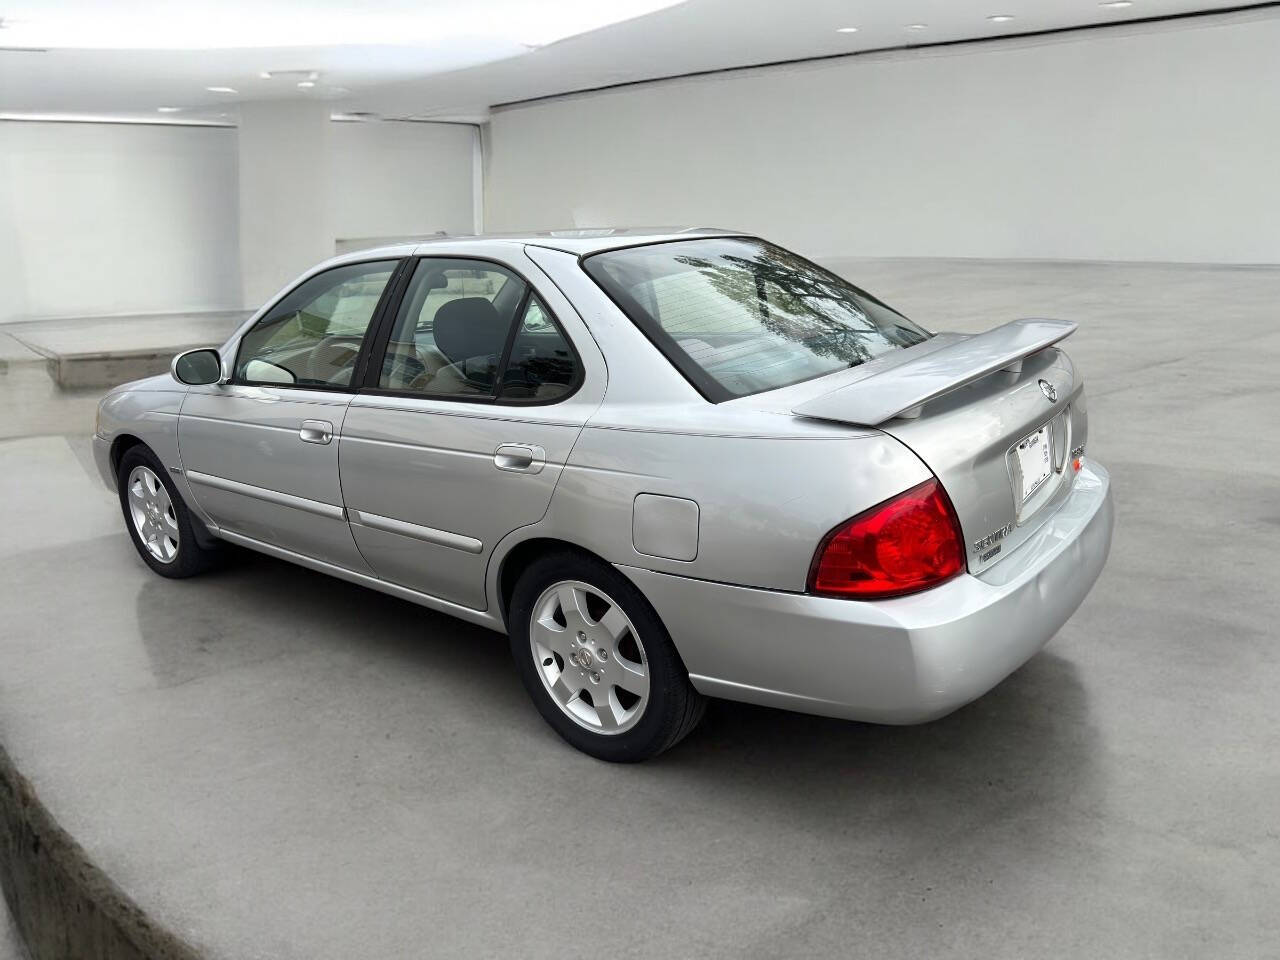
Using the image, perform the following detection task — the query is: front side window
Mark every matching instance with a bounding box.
[378,259,579,402]
[583,238,929,401]
[236,260,396,388]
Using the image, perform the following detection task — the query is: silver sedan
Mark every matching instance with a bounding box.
[93,229,1114,761]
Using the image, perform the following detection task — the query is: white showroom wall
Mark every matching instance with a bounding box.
[484,13,1280,264]
[327,120,477,248]
[237,102,333,312]
[238,109,478,307]
[0,116,478,322]
[0,120,241,322]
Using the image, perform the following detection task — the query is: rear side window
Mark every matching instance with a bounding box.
[583,238,928,401]
[377,258,580,402]
[499,296,577,402]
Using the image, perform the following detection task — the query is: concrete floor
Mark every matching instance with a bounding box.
[0,904,22,960]
[0,259,1277,959]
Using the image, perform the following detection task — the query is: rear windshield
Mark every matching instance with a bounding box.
[583,237,929,401]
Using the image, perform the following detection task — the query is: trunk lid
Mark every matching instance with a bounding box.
[788,319,1088,575]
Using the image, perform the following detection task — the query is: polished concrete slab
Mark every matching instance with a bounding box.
[2,311,250,389]
[2,311,248,358]
[0,363,101,443]
[0,333,42,367]
[0,260,1277,959]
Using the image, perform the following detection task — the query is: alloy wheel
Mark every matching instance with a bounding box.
[126,465,179,563]
[529,580,650,735]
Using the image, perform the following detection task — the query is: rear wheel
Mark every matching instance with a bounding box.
[117,445,221,578]
[509,551,705,761]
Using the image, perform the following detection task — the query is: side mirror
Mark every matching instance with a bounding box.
[171,348,223,386]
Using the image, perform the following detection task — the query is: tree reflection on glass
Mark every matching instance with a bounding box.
[671,244,920,367]
[585,237,930,400]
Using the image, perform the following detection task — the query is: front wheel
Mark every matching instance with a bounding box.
[509,551,705,762]
[117,445,222,578]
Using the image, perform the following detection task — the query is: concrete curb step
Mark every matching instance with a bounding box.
[1,312,251,390]
[42,348,211,391]
[0,744,202,960]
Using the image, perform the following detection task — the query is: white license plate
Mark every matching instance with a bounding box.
[1014,425,1053,503]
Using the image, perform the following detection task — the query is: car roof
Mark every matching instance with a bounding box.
[327,227,744,266]
[476,227,742,255]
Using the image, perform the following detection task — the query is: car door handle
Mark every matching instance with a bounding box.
[494,443,545,474]
[299,420,333,445]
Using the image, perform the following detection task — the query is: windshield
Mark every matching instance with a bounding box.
[583,237,929,401]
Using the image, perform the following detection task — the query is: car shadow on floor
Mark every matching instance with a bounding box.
[131,544,1100,830]
[130,544,513,689]
[661,649,1098,827]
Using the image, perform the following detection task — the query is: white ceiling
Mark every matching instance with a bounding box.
[0,0,1264,124]
[0,0,685,121]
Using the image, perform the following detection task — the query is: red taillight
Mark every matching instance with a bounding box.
[808,478,966,599]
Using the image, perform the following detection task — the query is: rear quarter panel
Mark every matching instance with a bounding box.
[520,242,936,595]
[542,412,933,592]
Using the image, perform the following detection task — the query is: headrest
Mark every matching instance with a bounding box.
[433,297,507,366]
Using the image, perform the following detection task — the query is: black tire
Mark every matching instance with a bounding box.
[509,550,706,762]
[117,445,222,579]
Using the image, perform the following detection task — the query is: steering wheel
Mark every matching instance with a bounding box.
[304,334,363,386]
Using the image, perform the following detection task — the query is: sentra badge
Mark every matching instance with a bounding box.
[974,523,1013,553]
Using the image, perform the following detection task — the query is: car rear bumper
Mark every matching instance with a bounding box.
[619,460,1114,724]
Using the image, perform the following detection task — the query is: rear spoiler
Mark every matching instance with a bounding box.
[792,317,1077,427]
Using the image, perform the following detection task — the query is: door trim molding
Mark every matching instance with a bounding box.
[215,528,499,629]
[185,470,346,521]
[349,509,484,554]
